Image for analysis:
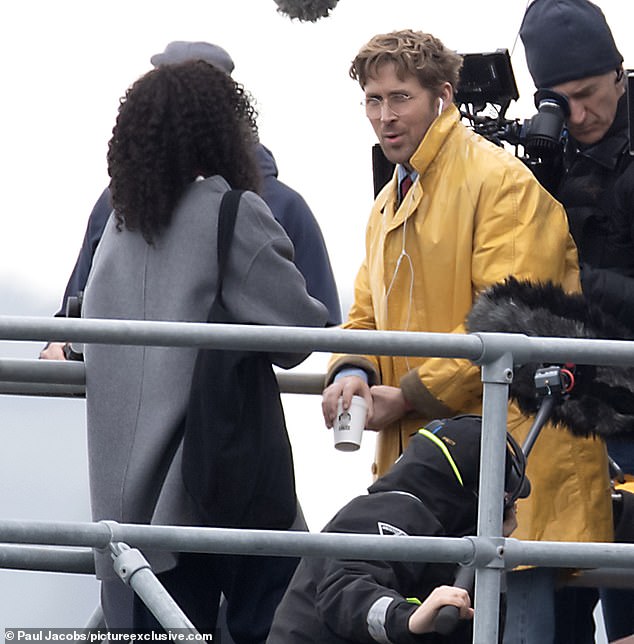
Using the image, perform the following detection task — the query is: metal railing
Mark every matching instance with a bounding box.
[1,315,634,641]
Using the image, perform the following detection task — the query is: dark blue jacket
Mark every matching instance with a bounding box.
[57,144,342,326]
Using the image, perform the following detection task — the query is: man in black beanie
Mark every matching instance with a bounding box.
[520,2,634,644]
[521,0,623,146]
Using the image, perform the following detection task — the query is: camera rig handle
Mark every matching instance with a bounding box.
[433,565,475,635]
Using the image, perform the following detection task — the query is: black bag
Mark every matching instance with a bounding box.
[181,189,297,529]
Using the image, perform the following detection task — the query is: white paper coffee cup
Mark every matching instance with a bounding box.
[333,395,367,452]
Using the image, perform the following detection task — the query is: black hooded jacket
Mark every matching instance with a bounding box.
[266,417,487,644]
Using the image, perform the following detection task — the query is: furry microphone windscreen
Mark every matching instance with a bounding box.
[273,0,340,21]
[466,277,634,437]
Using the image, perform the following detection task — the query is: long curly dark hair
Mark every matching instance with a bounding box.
[107,60,260,244]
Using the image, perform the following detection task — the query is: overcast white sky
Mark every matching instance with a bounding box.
[1,0,630,298]
[0,0,630,631]
[1,0,534,298]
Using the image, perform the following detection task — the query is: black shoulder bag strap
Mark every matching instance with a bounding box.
[181,189,297,529]
[214,189,243,310]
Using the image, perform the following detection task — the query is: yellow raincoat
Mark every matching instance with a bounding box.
[328,105,612,543]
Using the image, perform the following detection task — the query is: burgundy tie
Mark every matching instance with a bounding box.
[400,175,413,203]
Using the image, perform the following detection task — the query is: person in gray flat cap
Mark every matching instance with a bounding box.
[40,40,341,642]
[150,41,236,72]
[519,2,634,643]
[40,40,341,359]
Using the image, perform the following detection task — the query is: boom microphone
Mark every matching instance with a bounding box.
[273,0,340,21]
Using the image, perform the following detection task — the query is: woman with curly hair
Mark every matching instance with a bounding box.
[82,61,328,637]
[107,60,261,244]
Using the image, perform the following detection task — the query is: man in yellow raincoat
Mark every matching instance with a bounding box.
[321,29,612,642]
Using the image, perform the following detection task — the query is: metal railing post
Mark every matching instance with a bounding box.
[472,341,514,644]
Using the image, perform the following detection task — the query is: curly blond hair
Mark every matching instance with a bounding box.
[350,29,463,94]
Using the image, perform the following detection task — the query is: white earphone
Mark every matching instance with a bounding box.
[437,97,444,117]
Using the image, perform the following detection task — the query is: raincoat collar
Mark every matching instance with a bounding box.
[409,103,461,177]
[373,104,460,223]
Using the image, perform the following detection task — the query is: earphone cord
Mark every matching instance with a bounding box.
[384,214,415,371]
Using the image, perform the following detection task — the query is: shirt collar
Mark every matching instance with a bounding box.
[397,164,419,185]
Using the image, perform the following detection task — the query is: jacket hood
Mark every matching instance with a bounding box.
[370,415,530,536]
[255,143,278,180]
[369,415,483,536]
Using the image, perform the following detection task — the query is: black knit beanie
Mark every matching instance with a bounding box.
[520,0,622,88]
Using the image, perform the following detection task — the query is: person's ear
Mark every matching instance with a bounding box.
[438,81,453,108]
[616,67,624,83]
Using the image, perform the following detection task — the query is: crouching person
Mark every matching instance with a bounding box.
[267,415,528,643]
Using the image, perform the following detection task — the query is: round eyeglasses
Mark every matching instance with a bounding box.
[362,93,415,118]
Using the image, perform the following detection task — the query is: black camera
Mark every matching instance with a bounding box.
[454,49,519,115]
[455,50,568,192]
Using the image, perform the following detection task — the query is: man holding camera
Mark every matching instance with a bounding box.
[521,1,634,642]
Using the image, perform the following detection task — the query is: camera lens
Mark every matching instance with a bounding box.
[524,89,570,159]
[525,101,566,157]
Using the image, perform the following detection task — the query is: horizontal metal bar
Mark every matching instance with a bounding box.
[3,316,634,369]
[0,519,476,565]
[0,520,632,571]
[0,544,94,574]
[0,520,112,549]
[110,525,479,564]
[0,358,85,384]
[0,361,324,398]
[0,383,85,397]
[503,538,634,569]
[566,567,634,589]
[0,316,484,360]
[0,542,631,590]
[276,371,325,395]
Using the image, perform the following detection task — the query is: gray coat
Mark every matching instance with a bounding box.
[83,176,328,579]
